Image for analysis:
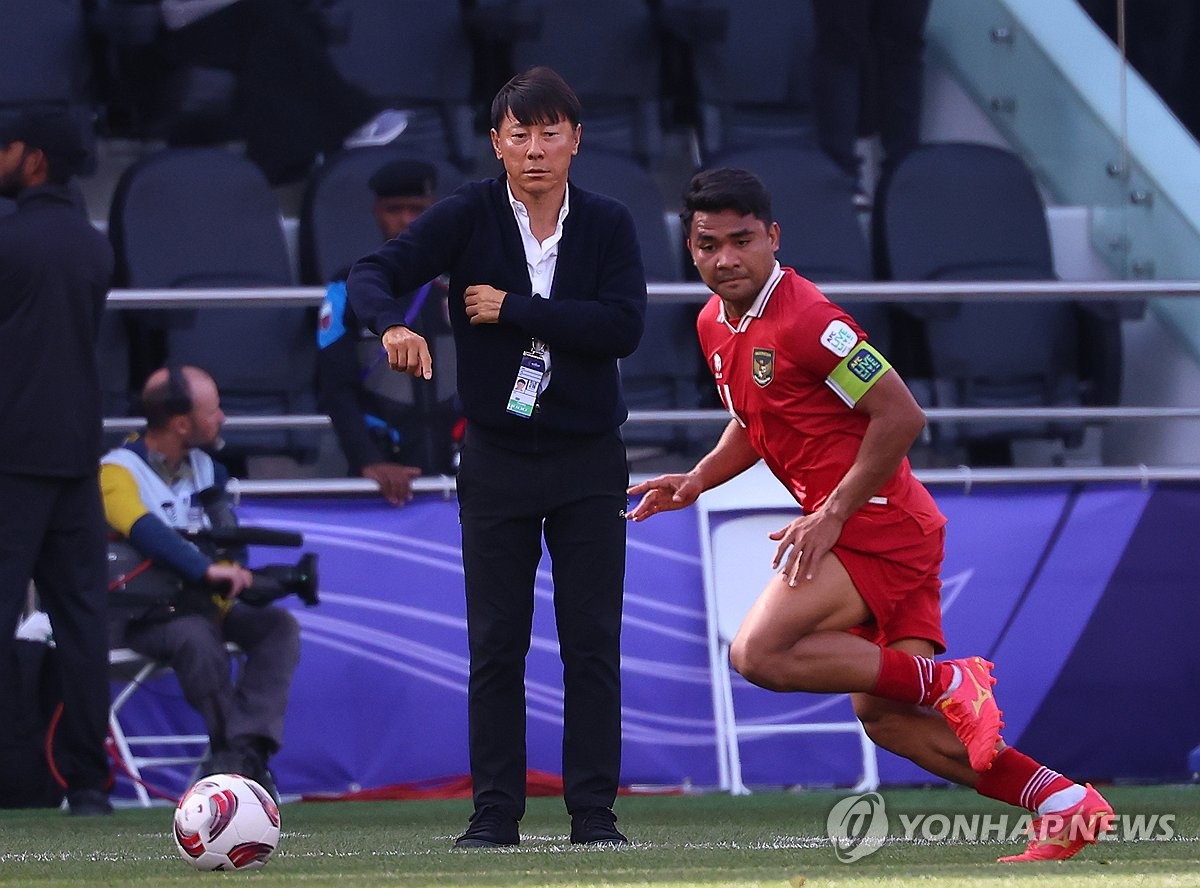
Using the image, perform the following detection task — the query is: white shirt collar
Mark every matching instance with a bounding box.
[505,180,570,240]
[716,261,784,330]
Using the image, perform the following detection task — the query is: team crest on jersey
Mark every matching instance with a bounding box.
[751,348,775,387]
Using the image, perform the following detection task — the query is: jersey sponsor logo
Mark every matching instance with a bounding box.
[847,346,883,383]
[751,348,775,387]
[820,320,857,357]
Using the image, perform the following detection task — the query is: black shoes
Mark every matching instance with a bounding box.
[451,805,628,849]
[452,806,520,849]
[66,788,113,817]
[570,807,628,846]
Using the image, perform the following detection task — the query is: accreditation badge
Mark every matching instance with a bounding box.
[506,339,546,418]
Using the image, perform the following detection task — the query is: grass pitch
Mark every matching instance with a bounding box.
[1,785,1196,887]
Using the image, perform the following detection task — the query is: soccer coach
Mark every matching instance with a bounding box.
[347,66,646,848]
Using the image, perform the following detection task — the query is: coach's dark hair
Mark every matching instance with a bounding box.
[490,66,582,132]
[141,366,193,430]
[680,168,774,233]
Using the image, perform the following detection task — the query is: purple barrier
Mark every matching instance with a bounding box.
[112,481,1196,799]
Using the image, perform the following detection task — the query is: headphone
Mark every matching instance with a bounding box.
[162,364,192,417]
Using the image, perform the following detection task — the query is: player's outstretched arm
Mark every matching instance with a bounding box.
[627,420,759,521]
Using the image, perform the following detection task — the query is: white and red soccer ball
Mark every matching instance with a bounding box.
[173,773,281,871]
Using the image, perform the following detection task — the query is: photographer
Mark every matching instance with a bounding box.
[100,365,313,799]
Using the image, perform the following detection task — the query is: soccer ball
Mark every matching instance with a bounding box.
[173,773,281,870]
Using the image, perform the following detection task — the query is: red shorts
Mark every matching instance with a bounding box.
[836,523,946,654]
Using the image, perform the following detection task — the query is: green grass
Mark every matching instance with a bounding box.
[1,786,1197,886]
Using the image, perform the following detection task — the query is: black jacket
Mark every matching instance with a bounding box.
[0,185,114,476]
[347,176,646,451]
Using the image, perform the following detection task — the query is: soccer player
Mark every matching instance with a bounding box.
[627,167,1113,862]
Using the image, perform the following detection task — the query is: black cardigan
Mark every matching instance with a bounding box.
[348,176,647,451]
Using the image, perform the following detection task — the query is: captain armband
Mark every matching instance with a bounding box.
[825,341,892,407]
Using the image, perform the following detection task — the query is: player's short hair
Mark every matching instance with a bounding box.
[490,66,581,132]
[680,168,774,234]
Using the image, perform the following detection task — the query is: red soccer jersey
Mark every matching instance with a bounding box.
[696,266,945,549]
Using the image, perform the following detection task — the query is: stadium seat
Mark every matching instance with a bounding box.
[662,0,817,161]
[108,147,318,470]
[497,0,665,166]
[874,142,1111,463]
[327,0,477,169]
[298,146,467,286]
[0,0,97,171]
[568,150,708,461]
[708,146,892,357]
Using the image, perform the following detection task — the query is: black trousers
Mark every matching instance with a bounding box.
[0,472,111,793]
[811,0,932,178]
[456,429,628,819]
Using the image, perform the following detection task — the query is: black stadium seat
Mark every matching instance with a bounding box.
[298,146,466,286]
[568,150,708,459]
[664,0,817,161]
[108,147,318,471]
[500,0,665,166]
[0,0,97,172]
[327,0,477,170]
[874,142,1116,462]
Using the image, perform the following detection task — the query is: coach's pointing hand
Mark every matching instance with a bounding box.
[381,325,432,379]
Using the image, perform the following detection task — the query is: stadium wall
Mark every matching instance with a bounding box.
[113,482,1200,799]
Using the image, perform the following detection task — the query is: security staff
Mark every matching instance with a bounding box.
[0,109,114,816]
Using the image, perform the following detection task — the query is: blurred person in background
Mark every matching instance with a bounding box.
[101,366,309,801]
[317,158,457,504]
[159,0,410,182]
[0,109,114,816]
[811,0,932,205]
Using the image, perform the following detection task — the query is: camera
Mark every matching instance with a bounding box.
[186,526,320,609]
[108,492,320,618]
[186,485,320,608]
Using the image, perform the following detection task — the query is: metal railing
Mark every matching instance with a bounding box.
[103,281,1200,493]
[104,279,1200,309]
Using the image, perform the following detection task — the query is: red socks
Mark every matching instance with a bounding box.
[870,646,955,706]
[976,747,1074,811]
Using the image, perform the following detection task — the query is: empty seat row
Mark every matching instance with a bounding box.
[91,139,1124,475]
[6,0,824,177]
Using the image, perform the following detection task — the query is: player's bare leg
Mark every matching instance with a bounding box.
[730,554,1000,769]
[729,555,879,692]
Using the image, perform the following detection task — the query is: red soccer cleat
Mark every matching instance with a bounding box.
[934,656,1003,772]
[998,783,1115,862]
